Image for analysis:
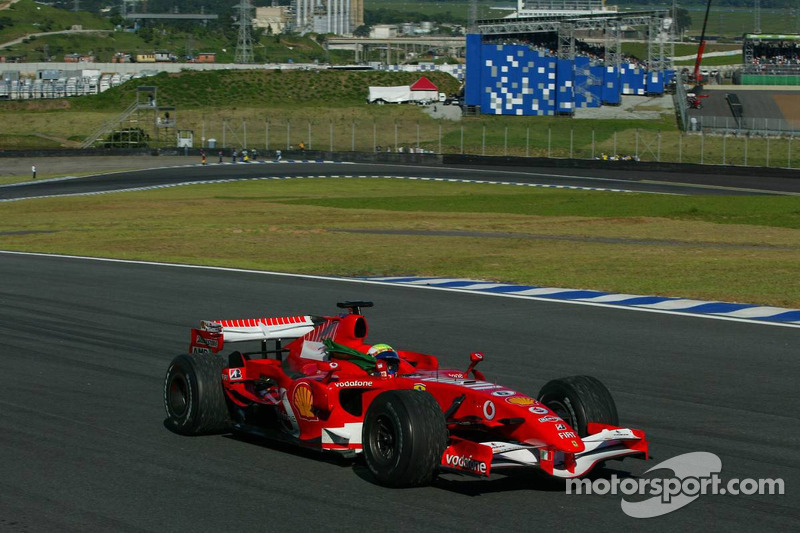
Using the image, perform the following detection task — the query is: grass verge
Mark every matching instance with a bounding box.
[1,178,798,308]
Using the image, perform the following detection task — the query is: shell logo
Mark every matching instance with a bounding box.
[293,383,316,420]
[413,383,427,391]
[506,396,536,406]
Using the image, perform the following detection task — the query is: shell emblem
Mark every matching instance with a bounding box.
[506,396,536,406]
[293,383,316,420]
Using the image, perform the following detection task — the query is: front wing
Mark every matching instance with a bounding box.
[440,424,648,479]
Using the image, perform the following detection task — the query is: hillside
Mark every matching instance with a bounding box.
[1,69,461,111]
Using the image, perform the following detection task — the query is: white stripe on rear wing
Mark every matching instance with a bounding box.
[202,316,317,343]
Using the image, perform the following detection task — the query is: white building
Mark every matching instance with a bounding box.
[369,25,398,39]
[293,0,363,35]
[254,6,290,34]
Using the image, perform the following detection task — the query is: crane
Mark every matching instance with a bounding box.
[692,0,714,84]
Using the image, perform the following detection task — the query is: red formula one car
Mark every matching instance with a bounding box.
[164,301,647,487]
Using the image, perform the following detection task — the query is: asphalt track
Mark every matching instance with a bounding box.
[1,159,800,201]
[0,252,798,532]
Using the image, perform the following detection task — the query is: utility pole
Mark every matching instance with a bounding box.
[234,0,254,64]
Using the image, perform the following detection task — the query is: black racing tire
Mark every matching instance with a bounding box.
[362,390,448,487]
[163,353,231,435]
[537,375,619,438]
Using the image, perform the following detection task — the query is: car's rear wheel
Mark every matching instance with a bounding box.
[537,375,618,437]
[362,390,447,487]
[164,353,231,435]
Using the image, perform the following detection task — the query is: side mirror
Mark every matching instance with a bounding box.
[466,352,486,380]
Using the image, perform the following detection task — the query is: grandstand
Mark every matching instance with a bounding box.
[465,4,673,116]
[740,33,800,85]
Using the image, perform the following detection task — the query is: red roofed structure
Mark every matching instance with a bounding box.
[410,76,438,91]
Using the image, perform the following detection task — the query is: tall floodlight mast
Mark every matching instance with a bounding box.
[754,0,761,33]
[234,0,254,64]
[469,0,478,33]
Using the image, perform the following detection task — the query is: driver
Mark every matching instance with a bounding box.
[368,343,401,376]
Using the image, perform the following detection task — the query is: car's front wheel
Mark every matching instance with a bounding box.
[362,390,447,487]
[538,375,619,437]
[163,353,231,435]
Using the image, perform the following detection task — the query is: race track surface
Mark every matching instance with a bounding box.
[1,253,797,532]
[1,159,799,201]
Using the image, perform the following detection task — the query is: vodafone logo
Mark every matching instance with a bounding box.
[444,454,488,475]
[334,380,373,388]
[483,400,496,420]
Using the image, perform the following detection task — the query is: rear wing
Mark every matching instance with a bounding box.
[189,316,317,354]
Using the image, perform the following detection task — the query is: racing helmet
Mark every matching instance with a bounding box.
[368,343,400,375]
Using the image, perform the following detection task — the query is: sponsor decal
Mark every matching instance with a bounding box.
[529,406,550,415]
[491,390,515,397]
[483,400,496,421]
[539,416,561,423]
[228,368,242,380]
[559,431,578,439]
[444,454,488,475]
[195,334,219,348]
[556,423,567,431]
[445,371,465,379]
[572,440,580,448]
[506,396,536,406]
[333,380,373,388]
[413,383,427,391]
[292,383,317,421]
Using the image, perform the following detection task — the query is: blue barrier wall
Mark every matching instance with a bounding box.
[465,35,671,116]
[620,62,646,95]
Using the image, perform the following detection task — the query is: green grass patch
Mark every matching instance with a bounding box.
[281,191,800,229]
[0,179,797,308]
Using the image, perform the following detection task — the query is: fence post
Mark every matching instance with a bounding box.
[591,128,595,159]
[657,131,661,162]
[396,122,399,151]
[612,130,616,157]
[700,131,704,165]
[373,122,376,152]
[416,122,420,150]
[265,120,269,151]
[287,121,291,150]
[222,118,226,148]
[482,125,486,156]
[438,124,442,154]
[635,129,639,159]
[722,132,726,165]
[789,135,793,169]
[504,126,508,156]
[460,125,464,154]
[548,127,552,158]
[678,132,682,163]
[570,128,574,158]
[352,122,355,152]
[243,118,247,148]
[330,121,333,152]
[527,127,530,157]
[766,136,770,167]
[744,135,748,166]
[308,121,312,150]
